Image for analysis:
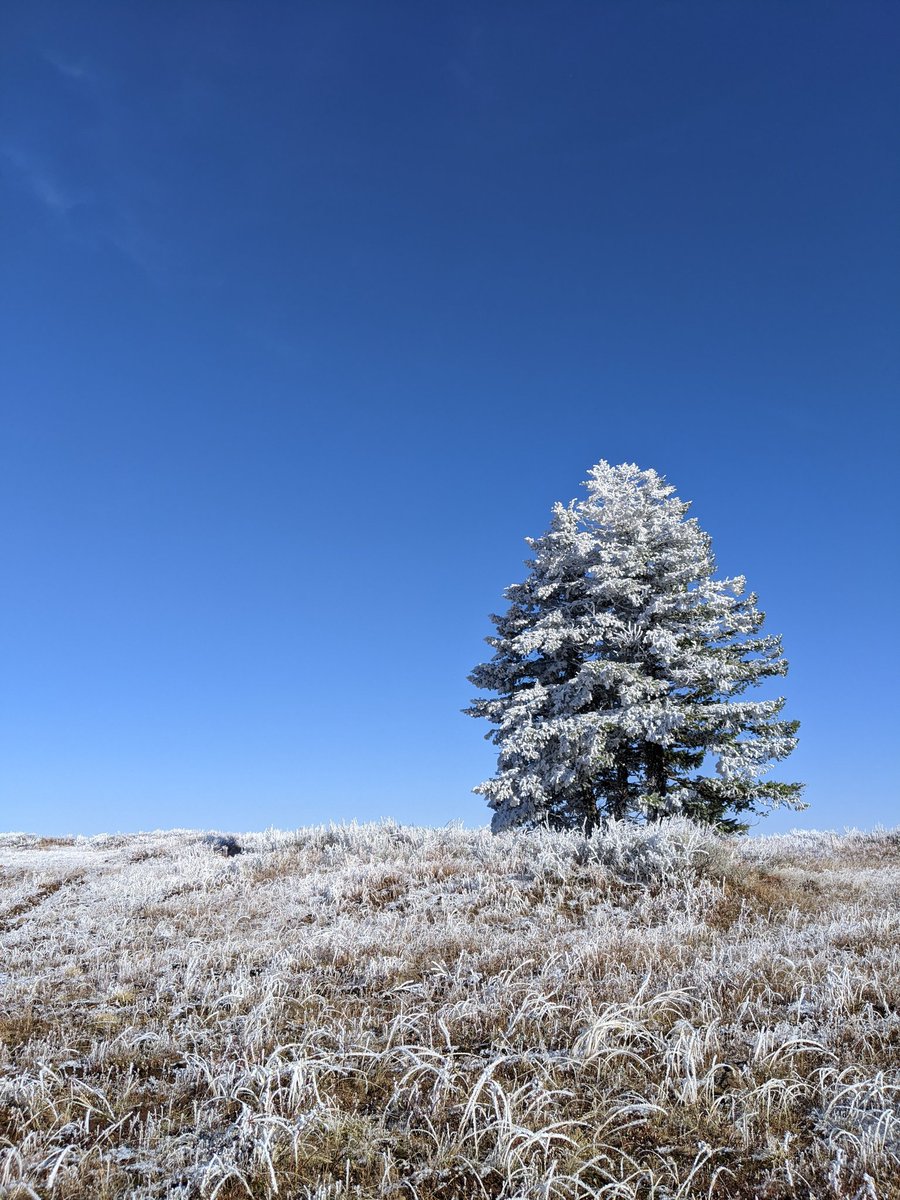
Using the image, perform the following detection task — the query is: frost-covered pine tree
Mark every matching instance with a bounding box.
[467,461,804,834]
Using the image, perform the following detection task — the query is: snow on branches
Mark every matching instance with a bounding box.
[467,461,803,833]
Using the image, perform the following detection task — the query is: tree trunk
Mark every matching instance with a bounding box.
[581,786,598,835]
[609,759,629,821]
[645,744,667,822]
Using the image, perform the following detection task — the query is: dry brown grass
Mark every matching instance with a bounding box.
[0,821,898,1199]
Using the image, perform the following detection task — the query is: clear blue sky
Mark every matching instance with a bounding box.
[1,3,897,836]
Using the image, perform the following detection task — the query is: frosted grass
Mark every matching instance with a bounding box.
[0,820,898,1198]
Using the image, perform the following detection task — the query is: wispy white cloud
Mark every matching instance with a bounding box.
[3,52,196,286]
[1,143,84,215]
[1,141,173,282]
[42,50,96,85]
[105,215,174,283]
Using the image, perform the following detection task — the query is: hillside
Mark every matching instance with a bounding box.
[1,820,898,1199]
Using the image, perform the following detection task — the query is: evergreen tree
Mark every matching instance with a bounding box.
[467,461,804,833]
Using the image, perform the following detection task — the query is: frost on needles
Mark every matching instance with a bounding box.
[467,461,804,834]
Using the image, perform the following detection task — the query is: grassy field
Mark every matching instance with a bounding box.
[1,819,898,1199]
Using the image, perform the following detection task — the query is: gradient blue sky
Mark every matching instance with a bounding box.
[2,2,898,836]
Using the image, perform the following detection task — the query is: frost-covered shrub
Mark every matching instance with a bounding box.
[202,834,243,857]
